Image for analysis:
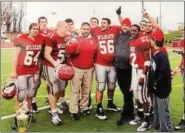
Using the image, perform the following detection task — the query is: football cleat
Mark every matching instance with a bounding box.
[70,113,80,120]
[107,103,121,112]
[95,105,107,120]
[51,112,62,126]
[129,115,143,125]
[81,109,90,116]
[137,121,151,132]
[58,101,69,112]
[174,119,185,130]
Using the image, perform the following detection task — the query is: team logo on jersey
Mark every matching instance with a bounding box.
[58,43,66,49]
[97,34,114,40]
[26,45,42,50]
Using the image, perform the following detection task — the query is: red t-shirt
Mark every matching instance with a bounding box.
[66,36,98,69]
[43,32,66,67]
[14,34,44,75]
[130,36,150,69]
[91,26,121,66]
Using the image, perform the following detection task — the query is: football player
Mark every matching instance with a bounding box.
[11,23,44,130]
[31,16,55,113]
[90,17,99,28]
[128,24,151,131]
[43,21,69,126]
[174,27,185,131]
[142,10,168,56]
[142,10,168,124]
[91,18,121,120]
[87,17,99,110]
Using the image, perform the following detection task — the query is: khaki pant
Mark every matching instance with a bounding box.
[69,66,94,113]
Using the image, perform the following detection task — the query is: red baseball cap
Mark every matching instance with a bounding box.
[153,31,164,42]
[121,18,131,27]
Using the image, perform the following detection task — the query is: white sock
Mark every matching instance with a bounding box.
[138,108,144,112]
[32,97,36,103]
[51,108,57,114]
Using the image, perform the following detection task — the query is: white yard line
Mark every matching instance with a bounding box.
[1,74,11,76]
[1,93,96,120]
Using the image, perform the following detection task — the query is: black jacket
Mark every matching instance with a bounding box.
[114,31,131,69]
[148,51,172,99]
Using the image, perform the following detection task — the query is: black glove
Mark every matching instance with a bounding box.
[116,6,121,15]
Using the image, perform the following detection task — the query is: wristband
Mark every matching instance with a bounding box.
[144,61,150,66]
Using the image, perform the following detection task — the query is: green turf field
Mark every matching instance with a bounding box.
[1,48,184,132]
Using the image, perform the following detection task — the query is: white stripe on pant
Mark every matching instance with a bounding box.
[153,94,173,132]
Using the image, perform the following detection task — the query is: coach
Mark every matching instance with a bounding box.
[115,7,134,126]
[66,22,98,120]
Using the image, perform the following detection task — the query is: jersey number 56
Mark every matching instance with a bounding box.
[99,40,114,54]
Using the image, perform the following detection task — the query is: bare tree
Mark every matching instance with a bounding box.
[1,2,14,32]
[17,3,24,32]
[12,10,18,32]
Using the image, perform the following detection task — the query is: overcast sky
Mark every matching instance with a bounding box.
[21,2,184,31]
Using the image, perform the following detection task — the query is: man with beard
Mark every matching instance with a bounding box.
[66,22,98,120]
[115,6,134,126]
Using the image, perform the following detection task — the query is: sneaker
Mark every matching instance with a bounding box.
[129,115,143,125]
[45,97,49,105]
[70,113,80,120]
[58,101,69,112]
[51,112,62,126]
[174,119,185,130]
[11,117,17,130]
[95,104,107,120]
[107,102,121,112]
[81,109,90,116]
[88,105,92,110]
[31,103,39,113]
[137,121,151,132]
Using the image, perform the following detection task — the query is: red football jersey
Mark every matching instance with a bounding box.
[39,28,54,38]
[13,34,44,75]
[91,26,121,66]
[130,36,150,69]
[44,32,66,67]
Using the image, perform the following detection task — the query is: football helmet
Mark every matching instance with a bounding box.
[56,65,75,80]
[1,78,17,100]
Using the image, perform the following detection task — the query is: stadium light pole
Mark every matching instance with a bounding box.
[141,0,144,20]
[159,0,162,28]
